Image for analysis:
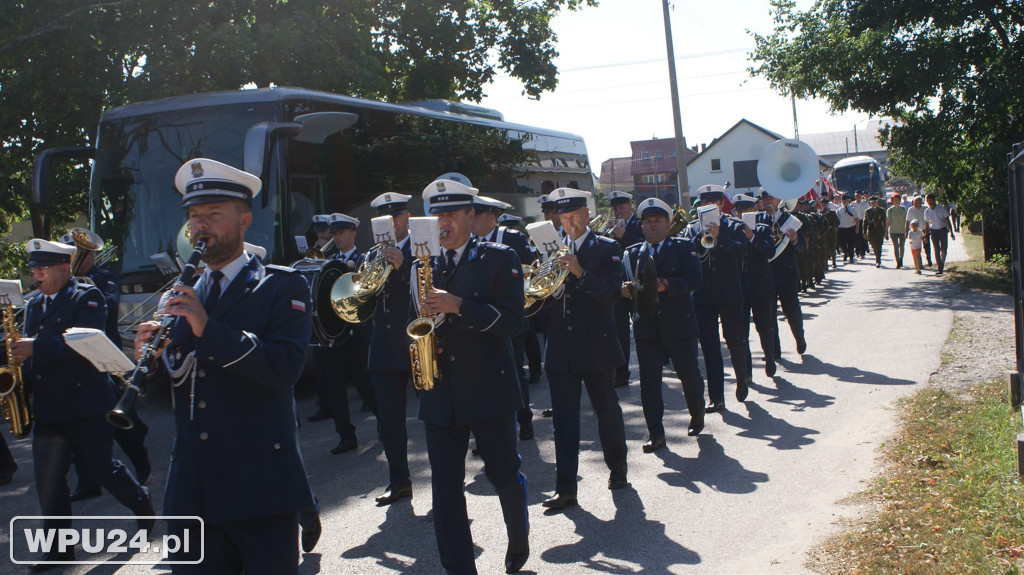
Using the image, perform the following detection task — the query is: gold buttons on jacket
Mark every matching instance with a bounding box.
[199,432,209,440]
[198,400,207,409]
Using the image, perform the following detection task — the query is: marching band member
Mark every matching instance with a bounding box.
[622,198,705,452]
[13,238,154,569]
[733,194,778,378]
[761,190,808,357]
[311,214,337,258]
[60,231,152,502]
[320,213,378,455]
[472,195,537,441]
[681,185,752,413]
[607,190,643,388]
[542,187,630,510]
[366,192,416,505]
[135,158,315,574]
[539,194,562,234]
[415,179,530,574]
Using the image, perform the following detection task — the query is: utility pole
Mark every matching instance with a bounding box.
[662,0,690,208]
[791,93,800,140]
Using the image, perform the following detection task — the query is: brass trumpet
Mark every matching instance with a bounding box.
[0,294,31,439]
[331,243,394,323]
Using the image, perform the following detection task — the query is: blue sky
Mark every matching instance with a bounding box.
[479,0,874,170]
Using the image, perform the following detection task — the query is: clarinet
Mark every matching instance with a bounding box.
[105,239,207,429]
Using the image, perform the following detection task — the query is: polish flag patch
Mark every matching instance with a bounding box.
[511,268,520,277]
[86,300,99,308]
[291,300,307,312]
[612,256,621,262]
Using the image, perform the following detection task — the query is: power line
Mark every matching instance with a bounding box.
[557,47,751,73]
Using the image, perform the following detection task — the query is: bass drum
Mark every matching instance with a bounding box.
[292,259,351,346]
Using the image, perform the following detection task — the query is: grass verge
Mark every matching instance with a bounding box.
[945,232,1012,293]
[814,380,1024,574]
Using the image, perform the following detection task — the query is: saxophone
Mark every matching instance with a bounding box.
[407,254,439,391]
[0,294,32,439]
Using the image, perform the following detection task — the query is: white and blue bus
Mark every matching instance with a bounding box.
[31,87,594,332]
[832,155,886,197]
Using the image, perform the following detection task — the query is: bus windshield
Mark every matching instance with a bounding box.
[91,102,280,283]
[833,163,883,196]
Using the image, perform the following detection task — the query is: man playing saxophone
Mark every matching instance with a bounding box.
[11,238,154,569]
[414,178,530,575]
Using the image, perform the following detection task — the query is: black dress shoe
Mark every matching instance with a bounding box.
[0,462,17,486]
[375,484,413,506]
[330,437,358,454]
[796,337,807,355]
[765,358,777,377]
[519,427,534,441]
[607,476,630,490]
[505,541,529,573]
[687,412,704,436]
[30,550,75,572]
[642,436,665,453]
[541,408,553,418]
[307,409,332,422]
[705,401,725,414]
[69,487,102,502]
[298,505,322,552]
[541,493,577,509]
[736,379,749,402]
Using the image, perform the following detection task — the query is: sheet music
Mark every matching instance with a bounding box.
[697,205,721,233]
[294,235,310,253]
[408,217,441,258]
[0,279,25,307]
[63,327,135,374]
[780,214,803,233]
[741,212,757,230]
[371,216,397,246]
[525,221,562,256]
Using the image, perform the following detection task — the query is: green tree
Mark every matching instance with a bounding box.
[0,0,595,241]
[749,0,1024,228]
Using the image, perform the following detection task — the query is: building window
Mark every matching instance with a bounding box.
[655,151,664,159]
[711,158,722,172]
[642,151,650,159]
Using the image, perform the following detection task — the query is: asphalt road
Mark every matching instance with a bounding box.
[0,236,970,574]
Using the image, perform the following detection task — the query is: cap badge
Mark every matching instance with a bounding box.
[436,182,446,193]
[33,240,40,249]
[191,161,204,178]
[385,194,392,202]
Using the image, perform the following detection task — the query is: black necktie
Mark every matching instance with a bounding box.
[43,296,52,313]
[445,249,457,276]
[205,270,224,312]
[653,243,660,257]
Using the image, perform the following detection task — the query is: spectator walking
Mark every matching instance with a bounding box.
[907,219,925,274]
[924,193,955,276]
[907,195,931,266]
[885,192,908,268]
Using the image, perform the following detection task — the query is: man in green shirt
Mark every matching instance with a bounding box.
[885,192,908,268]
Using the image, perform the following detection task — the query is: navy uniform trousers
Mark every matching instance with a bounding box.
[743,221,778,367]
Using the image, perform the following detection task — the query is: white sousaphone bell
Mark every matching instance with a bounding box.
[756,139,821,261]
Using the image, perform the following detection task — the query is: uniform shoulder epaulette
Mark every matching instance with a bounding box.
[596,235,617,246]
[504,228,527,240]
[625,241,644,252]
[264,264,300,275]
[477,240,511,252]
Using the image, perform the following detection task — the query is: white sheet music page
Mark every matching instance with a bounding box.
[63,327,135,373]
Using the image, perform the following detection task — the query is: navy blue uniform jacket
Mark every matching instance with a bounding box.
[162,255,314,524]
[681,215,747,306]
[23,278,117,423]
[624,237,703,340]
[617,214,645,248]
[742,222,776,301]
[414,238,527,427]
[367,239,413,371]
[545,232,626,374]
[480,226,537,269]
[87,264,122,349]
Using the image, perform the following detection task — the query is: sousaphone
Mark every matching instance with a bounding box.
[756,139,820,260]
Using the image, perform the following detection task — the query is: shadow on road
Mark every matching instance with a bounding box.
[540,487,700,572]
[751,375,836,411]
[654,435,769,494]
[335,502,435,574]
[721,402,819,450]
[778,354,916,386]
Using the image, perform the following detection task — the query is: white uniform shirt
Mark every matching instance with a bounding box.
[836,203,858,229]
[924,205,950,230]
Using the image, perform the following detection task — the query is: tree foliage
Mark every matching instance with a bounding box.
[0,0,595,241]
[749,0,1024,226]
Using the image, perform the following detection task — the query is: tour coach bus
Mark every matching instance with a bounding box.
[31,87,594,330]
[832,155,886,197]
